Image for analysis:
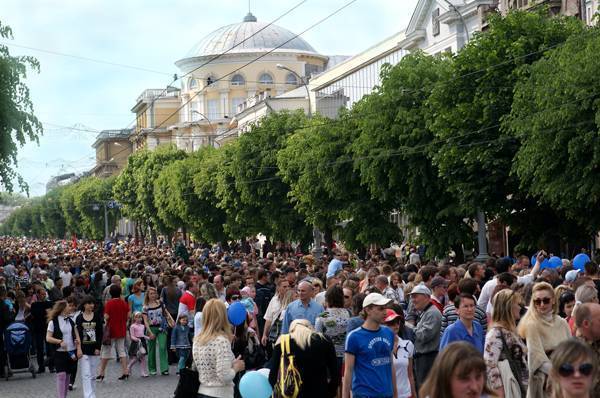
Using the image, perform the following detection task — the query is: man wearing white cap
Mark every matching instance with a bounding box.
[343,293,397,398]
[410,283,442,392]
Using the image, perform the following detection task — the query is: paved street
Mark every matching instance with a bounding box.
[0,361,179,398]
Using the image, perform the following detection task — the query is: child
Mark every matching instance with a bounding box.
[128,312,148,378]
[170,314,191,373]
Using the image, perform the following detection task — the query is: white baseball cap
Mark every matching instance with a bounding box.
[363,293,391,307]
[409,283,432,296]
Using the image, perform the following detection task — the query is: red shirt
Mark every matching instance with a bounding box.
[179,291,196,312]
[104,298,129,338]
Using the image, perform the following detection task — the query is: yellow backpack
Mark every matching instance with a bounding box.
[274,334,302,398]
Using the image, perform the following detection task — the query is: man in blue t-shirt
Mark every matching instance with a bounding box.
[343,293,397,398]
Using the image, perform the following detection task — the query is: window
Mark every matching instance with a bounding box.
[258,73,273,85]
[207,99,219,120]
[432,8,440,37]
[231,97,245,114]
[189,78,198,89]
[285,73,298,85]
[231,74,245,86]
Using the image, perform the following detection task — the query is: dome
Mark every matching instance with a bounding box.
[184,13,321,58]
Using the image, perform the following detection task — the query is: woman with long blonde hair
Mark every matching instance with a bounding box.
[268,319,338,398]
[518,282,571,397]
[550,339,598,398]
[484,289,528,397]
[193,299,245,398]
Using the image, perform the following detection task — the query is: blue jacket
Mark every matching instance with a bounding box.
[170,324,191,349]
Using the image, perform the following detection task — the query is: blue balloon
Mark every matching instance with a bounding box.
[239,370,273,398]
[573,253,591,272]
[547,256,562,269]
[531,254,550,269]
[227,302,247,326]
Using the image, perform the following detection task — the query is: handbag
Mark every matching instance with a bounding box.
[498,329,525,398]
[173,358,200,398]
[102,321,111,346]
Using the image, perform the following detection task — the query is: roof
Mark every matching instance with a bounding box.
[182,13,321,58]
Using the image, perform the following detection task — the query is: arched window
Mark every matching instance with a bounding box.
[285,73,298,85]
[189,78,198,89]
[231,74,245,86]
[258,72,273,85]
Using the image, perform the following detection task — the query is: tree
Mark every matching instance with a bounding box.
[135,145,186,239]
[350,53,470,258]
[278,113,400,250]
[40,186,66,238]
[429,11,584,217]
[190,147,228,243]
[73,176,118,240]
[59,183,82,236]
[221,110,311,242]
[0,21,43,193]
[507,26,600,234]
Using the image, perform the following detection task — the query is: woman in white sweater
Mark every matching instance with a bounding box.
[518,282,571,397]
[193,299,245,398]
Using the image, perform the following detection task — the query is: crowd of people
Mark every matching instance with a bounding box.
[0,236,598,398]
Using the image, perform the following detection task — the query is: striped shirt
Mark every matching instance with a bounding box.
[440,303,487,336]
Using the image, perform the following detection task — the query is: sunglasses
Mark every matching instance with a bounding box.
[558,363,594,377]
[533,297,552,306]
[344,295,351,299]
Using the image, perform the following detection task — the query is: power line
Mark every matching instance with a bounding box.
[0,40,173,76]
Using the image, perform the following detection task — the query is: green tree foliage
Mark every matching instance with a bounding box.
[73,176,118,240]
[40,186,66,238]
[221,110,311,242]
[278,113,400,250]
[507,26,600,233]
[429,11,584,216]
[350,53,470,257]
[59,183,81,236]
[0,21,43,193]
[113,149,151,230]
[136,145,186,236]
[190,147,228,243]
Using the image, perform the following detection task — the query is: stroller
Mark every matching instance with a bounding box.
[3,321,36,380]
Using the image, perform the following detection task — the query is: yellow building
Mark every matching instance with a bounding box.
[130,86,181,151]
[90,129,133,178]
[169,12,328,150]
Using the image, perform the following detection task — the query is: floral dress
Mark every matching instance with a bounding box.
[484,326,528,393]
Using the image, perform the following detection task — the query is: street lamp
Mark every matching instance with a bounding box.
[276,64,312,118]
[277,63,321,258]
[191,110,216,148]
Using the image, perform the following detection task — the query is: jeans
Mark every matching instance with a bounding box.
[80,355,99,398]
[176,348,190,371]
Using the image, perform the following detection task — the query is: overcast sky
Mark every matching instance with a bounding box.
[2,0,419,196]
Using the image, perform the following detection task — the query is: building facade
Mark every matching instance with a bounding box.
[90,129,133,178]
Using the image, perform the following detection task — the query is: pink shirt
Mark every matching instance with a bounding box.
[129,323,146,342]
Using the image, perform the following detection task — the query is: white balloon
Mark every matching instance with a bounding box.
[256,368,270,378]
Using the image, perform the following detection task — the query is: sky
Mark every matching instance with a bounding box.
[2,0,419,196]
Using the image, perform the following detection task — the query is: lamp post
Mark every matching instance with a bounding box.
[276,64,312,118]
[191,110,216,148]
[277,63,321,258]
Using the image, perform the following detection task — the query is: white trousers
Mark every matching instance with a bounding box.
[80,355,99,398]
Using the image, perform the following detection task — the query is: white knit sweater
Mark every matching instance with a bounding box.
[193,335,236,398]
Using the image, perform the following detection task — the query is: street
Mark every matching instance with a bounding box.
[0,361,179,398]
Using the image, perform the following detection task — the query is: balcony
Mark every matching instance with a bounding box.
[136,87,180,103]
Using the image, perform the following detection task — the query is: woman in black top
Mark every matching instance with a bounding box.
[75,296,103,398]
[269,319,338,398]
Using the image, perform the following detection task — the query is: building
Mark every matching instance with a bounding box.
[497,0,597,23]
[310,0,497,117]
[90,128,134,178]
[130,87,181,151]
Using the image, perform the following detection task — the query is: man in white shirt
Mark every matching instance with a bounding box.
[478,253,542,309]
[59,265,73,288]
